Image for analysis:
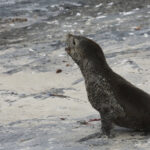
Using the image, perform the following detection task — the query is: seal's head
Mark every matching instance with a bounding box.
[65,34,106,65]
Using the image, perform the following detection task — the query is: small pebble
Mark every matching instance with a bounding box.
[134,26,141,30]
[66,64,70,67]
[77,120,89,125]
[60,118,66,120]
[62,60,67,62]
[56,69,62,73]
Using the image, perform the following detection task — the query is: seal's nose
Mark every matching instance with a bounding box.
[66,34,73,47]
[66,33,73,40]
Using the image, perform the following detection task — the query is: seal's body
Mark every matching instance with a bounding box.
[65,34,150,137]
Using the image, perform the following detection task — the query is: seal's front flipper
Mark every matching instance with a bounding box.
[77,132,104,142]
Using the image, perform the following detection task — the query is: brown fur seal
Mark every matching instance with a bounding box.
[65,34,150,139]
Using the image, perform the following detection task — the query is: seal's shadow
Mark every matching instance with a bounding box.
[78,126,150,142]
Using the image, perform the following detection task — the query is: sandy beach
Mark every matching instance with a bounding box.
[0,0,150,149]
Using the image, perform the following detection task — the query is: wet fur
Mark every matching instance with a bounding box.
[65,34,150,137]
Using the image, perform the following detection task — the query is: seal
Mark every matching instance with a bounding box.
[65,34,150,139]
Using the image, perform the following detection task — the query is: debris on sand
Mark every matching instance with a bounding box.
[77,118,101,125]
[1,17,28,23]
[56,69,62,73]
[134,26,141,30]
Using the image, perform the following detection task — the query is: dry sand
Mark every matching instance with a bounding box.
[0,47,150,150]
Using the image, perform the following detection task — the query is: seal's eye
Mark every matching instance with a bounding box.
[73,39,76,46]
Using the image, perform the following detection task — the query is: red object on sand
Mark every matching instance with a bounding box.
[88,118,101,122]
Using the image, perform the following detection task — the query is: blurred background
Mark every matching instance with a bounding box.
[0,0,150,75]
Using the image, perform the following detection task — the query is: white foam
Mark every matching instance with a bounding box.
[79,30,84,34]
[134,8,140,11]
[129,33,134,35]
[9,23,15,27]
[116,18,121,21]
[97,12,102,15]
[51,4,59,8]
[0,0,16,6]
[96,16,106,19]
[59,54,65,57]
[29,48,34,52]
[122,37,126,40]
[47,35,52,38]
[63,24,72,28]
[120,11,134,16]
[144,33,149,38]
[70,2,82,7]
[76,13,81,16]
[95,3,103,8]
[107,2,114,6]
[47,20,59,25]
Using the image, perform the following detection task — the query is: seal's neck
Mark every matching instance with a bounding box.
[78,58,112,80]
